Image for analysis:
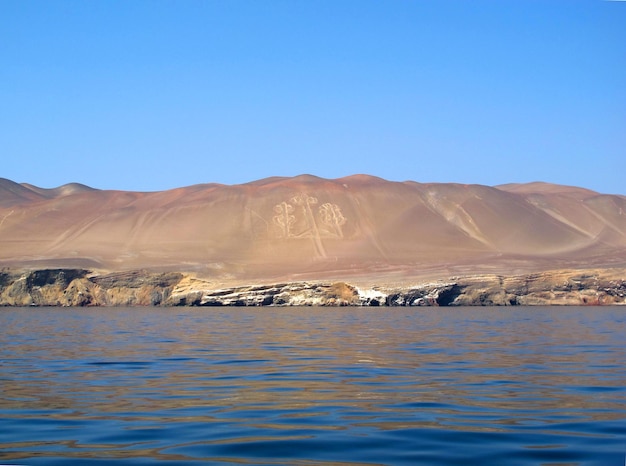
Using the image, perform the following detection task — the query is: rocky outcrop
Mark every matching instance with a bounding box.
[0,269,92,306]
[90,271,183,306]
[382,283,462,306]
[0,269,183,306]
[170,281,360,307]
[458,272,623,306]
[0,268,624,307]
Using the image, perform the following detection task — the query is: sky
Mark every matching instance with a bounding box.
[1,1,625,194]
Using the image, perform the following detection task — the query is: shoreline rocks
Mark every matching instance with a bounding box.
[0,268,624,307]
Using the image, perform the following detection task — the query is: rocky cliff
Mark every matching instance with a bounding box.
[1,268,624,307]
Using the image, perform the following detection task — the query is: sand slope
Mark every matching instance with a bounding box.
[1,175,624,282]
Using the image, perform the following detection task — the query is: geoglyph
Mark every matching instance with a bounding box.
[272,193,347,258]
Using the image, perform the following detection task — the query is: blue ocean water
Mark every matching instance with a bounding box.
[1,306,625,465]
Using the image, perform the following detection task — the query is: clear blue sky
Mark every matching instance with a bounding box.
[1,0,624,193]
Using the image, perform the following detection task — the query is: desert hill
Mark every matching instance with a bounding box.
[0,175,625,285]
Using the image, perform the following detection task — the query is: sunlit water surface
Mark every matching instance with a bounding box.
[1,306,625,465]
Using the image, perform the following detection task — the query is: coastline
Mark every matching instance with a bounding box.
[1,267,624,307]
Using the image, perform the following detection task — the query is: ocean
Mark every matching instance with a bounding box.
[1,306,625,465]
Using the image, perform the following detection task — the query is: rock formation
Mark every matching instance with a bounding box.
[1,268,623,307]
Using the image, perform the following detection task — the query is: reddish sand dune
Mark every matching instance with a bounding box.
[0,175,624,283]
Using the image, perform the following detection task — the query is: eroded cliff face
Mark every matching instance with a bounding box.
[1,268,624,307]
[0,269,183,307]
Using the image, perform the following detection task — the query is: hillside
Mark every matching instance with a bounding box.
[1,175,625,286]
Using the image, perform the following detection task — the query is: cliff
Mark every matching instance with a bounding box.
[1,268,624,307]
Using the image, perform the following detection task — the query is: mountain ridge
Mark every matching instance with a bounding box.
[6,175,622,196]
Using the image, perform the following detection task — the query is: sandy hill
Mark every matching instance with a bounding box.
[0,175,624,284]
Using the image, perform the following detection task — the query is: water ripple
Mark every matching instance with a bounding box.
[1,306,625,465]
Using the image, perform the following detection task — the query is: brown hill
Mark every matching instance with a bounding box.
[1,175,624,284]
